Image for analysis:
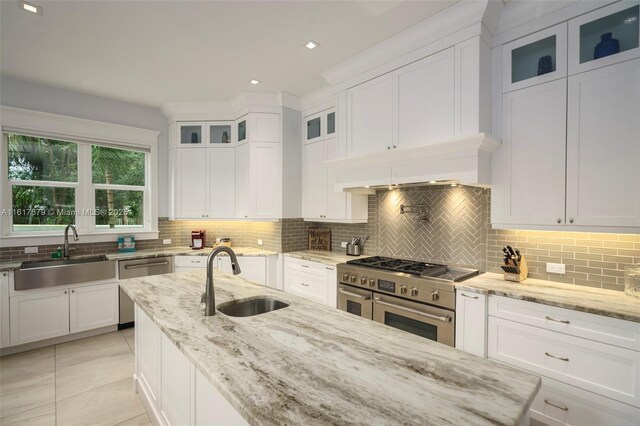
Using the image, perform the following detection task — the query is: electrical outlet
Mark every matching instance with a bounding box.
[257,239,263,246]
[341,242,348,248]
[163,239,172,245]
[546,263,566,274]
[24,246,38,254]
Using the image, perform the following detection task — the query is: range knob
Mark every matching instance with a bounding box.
[342,273,349,282]
[399,285,407,295]
[410,288,419,297]
[369,279,376,287]
[360,277,368,286]
[349,275,357,283]
[431,290,440,301]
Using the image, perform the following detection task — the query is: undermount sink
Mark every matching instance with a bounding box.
[15,255,115,291]
[217,297,289,317]
[20,255,109,270]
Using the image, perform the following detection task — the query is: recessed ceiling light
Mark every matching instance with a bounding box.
[19,1,42,15]
[250,79,260,85]
[305,40,319,50]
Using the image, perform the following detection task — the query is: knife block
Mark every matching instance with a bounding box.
[501,255,528,283]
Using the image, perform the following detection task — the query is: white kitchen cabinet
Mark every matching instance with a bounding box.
[455,290,487,357]
[160,333,193,426]
[284,257,337,308]
[566,59,640,227]
[69,282,119,334]
[175,148,208,219]
[347,73,394,156]
[195,368,248,426]
[1,271,11,348]
[207,147,236,219]
[396,47,455,148]
[219,256,267,285]
[10,289,70,346]
[174,255,210,273]
[303,140,327,219]
[207,121,233,146]
[177,122,205,147]
[250,113,280,143]
[251,142,281,218]
[234,143,250,218]
[136,306,161,410]
[492,79,567,226]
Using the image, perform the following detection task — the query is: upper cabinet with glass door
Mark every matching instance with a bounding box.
[569,1,639,75]
[177,122,205,147]
[236,116,247,143]
[503,23,568,93]
[304,108,335,144]
[207,121,233,147]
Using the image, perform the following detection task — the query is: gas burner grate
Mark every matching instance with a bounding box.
[347,256,448,276]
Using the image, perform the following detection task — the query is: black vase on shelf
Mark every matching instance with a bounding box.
[222,131,229,144]
[594,32,620,60]
[537,55,554,76]
[190,132,198,144]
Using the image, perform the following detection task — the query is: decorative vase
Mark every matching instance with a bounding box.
[222,131,229,144]
[594,32,620,60]
[190,132,198,144]
[537,55,553,76]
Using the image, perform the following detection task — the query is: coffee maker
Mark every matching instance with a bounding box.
[191,230,206,250]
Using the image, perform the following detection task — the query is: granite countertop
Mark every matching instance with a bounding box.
[285,250,360,266]
[457,273,640,323]
[0,246,278,271]
[119,270,540,426]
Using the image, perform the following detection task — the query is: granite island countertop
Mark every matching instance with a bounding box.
[119,270,540,426]
[457,272,640,323]
[0,246,278,271]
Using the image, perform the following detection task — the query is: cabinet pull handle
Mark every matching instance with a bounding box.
[545,352,569,362]
[64,290,68,294]
[544,399,568,411]
[545,316,570,324]
[124,261,169,269]
[71,290,75,293]
[325,267,334,271]
[556,218,562,224]
[569,218,574,224]
[301,283,309,287]
[301,264,309,268]
[461,293,479,299]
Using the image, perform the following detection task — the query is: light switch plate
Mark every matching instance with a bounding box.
[163,239,172,245]
[546,263,566,274]
[257,239,263,246]
[341,242,348,248]
[24,246,38,254]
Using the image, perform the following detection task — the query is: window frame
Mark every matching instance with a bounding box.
[1,106,160,246]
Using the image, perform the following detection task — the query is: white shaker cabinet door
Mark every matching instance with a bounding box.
[347,73,394,156]
[160,334,193,426]
[455,291,487,357]
[219,256,266,285]
[137,306,161,409]
[566,59,640,227]
[396,47,455,148]
[175,148,208,219]
[325,137,349,221]
[251,142,281,219]
[234,143,250,219]
[1,272,10,348]
[208,147,235,219]
[195,368,248,426]
[303,140,327,219]
[69,282,119,333]
[10,289,69,346]
[492,79,567,226]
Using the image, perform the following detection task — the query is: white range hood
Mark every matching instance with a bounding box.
[327,133,500,192]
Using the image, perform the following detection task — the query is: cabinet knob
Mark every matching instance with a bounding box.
[387,146,391,150]
[393,145,397,149]
[556,218,562,224]
[64,290,68,294]
[71,290,75,293]
[569,218,574,224]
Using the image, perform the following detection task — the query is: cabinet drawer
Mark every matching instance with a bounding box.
[530,376,640,426]
[285,268,327,304]
[488,295,640,351]
[174,256,207,268]
[488,316,640,407]
[286,257,327,274]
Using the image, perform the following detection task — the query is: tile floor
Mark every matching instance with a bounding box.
[0,328,151,426]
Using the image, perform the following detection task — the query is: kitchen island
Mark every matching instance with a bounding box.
[119,270,541,426]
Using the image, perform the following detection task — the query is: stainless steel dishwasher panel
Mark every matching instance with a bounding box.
[118,256,173,324]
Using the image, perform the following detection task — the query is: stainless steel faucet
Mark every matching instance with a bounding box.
[204,246,242,316]
[63,224,79,258]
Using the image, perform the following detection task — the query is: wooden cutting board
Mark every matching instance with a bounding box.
[308,229,331,251]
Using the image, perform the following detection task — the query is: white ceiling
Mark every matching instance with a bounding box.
[0,0,459,107]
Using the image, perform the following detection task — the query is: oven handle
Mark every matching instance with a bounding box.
[338,287,371,300]
[373,297,452,323]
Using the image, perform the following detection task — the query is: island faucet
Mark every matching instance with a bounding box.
[63,224,79,258]
[204,246,242,316]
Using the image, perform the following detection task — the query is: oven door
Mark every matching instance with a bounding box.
[337,285,373,320]
[372,294,454,346]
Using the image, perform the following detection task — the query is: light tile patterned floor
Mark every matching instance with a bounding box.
[0,328,151,426]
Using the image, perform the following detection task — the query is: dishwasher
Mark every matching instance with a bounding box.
[118,256,173,328]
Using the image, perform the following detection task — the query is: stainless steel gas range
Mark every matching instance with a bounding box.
[336,256,479,347]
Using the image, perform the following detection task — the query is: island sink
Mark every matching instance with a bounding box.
[218,297,289,317]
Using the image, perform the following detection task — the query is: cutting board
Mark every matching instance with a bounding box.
[308,229,331,251]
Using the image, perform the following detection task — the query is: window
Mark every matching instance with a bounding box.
[5,132,150,235]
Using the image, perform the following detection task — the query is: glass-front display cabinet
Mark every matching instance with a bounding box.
[178,122,205,147]
[503,23,568,93]
[569,1,639,74]
[236,117,247,143]
[208,122,233,146]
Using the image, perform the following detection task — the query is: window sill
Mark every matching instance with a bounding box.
[0,230,159,247]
